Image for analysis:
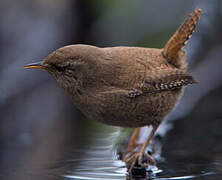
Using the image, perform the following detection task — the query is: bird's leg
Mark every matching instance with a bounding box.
[124,125,159,172]
[127,128,142,152]
[123,128,142,166]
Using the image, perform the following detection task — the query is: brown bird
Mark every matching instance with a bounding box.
[24,8,202,171]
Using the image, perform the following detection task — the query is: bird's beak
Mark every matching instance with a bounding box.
[24,61,46,70]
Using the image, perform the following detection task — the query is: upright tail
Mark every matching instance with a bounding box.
[162,8,202,65]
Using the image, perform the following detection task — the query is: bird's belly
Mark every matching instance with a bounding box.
[81,89,183,128]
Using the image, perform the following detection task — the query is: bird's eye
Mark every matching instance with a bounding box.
[54,65,66,72]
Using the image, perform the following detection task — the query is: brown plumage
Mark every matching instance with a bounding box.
[163,8,202,66]
[24,8,202,171]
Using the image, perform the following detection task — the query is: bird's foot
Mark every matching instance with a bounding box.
[123,151,155,172]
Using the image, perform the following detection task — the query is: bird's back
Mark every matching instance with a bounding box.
[98,47,187,89]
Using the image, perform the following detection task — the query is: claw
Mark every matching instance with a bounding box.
[124,151,155,172]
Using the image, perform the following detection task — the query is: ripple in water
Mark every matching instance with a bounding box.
[61,127,218,180]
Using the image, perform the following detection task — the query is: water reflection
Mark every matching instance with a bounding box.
[60,124,218,180]
[62,128,127,180]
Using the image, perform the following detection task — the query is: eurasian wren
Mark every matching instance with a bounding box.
[24,8,202,171]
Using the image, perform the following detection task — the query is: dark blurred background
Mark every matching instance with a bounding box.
[0,0,222,179]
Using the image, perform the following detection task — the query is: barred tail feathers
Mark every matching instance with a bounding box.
[162,8,202,65]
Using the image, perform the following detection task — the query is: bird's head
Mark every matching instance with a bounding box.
[24,45,103,96]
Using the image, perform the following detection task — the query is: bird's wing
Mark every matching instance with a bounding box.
[128,71,196,98]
